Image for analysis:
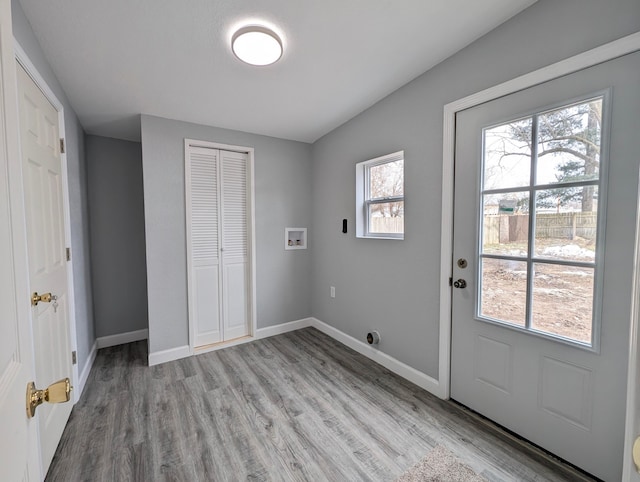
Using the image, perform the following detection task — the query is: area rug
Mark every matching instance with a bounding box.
[396,445,488,482]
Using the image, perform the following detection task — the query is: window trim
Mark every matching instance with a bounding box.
[356,151,404,240]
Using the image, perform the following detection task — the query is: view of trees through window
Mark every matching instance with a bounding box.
[367,159,404,234]
[479,98,603,344]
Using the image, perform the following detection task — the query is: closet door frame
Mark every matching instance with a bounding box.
[184,138,256,351]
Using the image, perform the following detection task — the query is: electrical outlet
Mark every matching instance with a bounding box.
[330,286,335,298]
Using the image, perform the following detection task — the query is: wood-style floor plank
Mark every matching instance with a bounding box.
[45,328,594,482]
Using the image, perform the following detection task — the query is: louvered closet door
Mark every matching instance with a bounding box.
[187,146,222,346]
[220,150,249,340]
[186,146,249,346]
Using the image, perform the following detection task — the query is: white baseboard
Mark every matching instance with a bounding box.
[192,318,314,357]
[96,329,148,349]
[75,340,97,403]
[150,318,313,364]
[255,317,313,339]
[145,317,444,399]
[148,345,191,366]
[309,317,444,399]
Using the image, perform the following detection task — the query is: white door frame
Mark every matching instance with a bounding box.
[438,32,640,401]
[623,169,640,481]
[13,40,80,402]
[184,138,257,353]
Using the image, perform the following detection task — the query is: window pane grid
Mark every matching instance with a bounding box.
[477,96,603,346]
[366,196,404,204]
[483,180,599,197]
[481,253,595,267]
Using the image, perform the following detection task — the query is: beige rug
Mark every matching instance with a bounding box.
[396,445,488,482]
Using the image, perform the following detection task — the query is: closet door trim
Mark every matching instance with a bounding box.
[185,139,256,351]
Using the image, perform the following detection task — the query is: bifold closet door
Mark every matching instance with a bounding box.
[187,146,222,346]
[186,146,249,347]
[220,150,249,340]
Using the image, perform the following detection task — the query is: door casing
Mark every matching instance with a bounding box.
[184,138,257,354]
[623,169,640,481]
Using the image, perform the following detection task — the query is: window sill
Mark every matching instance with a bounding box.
[357,234,404,240]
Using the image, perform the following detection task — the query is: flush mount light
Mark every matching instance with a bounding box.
[232,26,283,66]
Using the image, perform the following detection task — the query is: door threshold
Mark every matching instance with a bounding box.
[194,335,254,355]
[449,400,601,482]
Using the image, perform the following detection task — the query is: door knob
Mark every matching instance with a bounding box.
[633,436,640,473]
[453,279,467,289]
[26,378,72,418]
[31,292,55,306]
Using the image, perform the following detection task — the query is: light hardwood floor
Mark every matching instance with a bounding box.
[46,328,595,481]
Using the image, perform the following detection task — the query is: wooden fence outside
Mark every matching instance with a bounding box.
[484,212,597,245]
[370,217,404,234]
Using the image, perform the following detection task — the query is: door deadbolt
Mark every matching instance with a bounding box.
[31,292,55,306]
[457,258,468,269]
[453,279,467,289]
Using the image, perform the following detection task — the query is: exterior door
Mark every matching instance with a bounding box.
[0,0,40,479]
[451,52,640,481]
[16,62,74,471]
[186,144,250,347]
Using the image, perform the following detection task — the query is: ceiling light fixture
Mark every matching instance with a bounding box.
[232,26,283,66]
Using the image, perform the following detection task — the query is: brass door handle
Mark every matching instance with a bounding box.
[31,292,55,306]
[633,436,640,473]
[26,378,72,418]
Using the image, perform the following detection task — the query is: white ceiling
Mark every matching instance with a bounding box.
[18,0,536,143]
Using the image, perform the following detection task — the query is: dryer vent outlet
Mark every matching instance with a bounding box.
[366,331,380,345]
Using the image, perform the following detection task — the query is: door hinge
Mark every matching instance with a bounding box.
[449,277,453,287]
[66,247,71,261]
[71,351,77,365]
[60,138,65,154]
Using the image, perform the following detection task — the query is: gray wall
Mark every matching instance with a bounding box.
[86,135,148,338]
[13,0,639,376]
[310,0,640,379]
[11,0,95,370]
[141,115,312,353]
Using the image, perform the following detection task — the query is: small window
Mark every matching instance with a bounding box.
[356,151,404,239]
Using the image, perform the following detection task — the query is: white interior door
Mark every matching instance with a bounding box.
[451,52,640,481]
[0,161,38,482]
[186,145,250,347]
[0,97,39,482]
[0,0,40,479]
[16,62,73,472]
